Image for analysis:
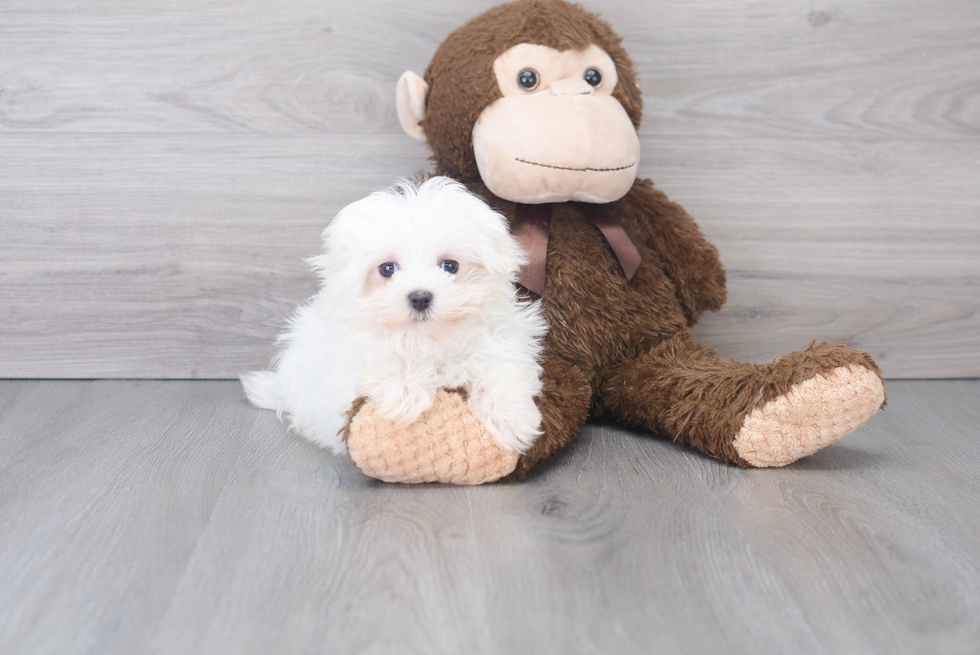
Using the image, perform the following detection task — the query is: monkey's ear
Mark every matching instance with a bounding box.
[396,71,429,142]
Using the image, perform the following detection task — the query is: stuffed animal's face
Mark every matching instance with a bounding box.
[396,0,644,205]
[471,43,639,204]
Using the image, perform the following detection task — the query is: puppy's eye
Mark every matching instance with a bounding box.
[379,262,398,278]
[517,68,539,91]
[440,259,459,274]
[584,68,602,88]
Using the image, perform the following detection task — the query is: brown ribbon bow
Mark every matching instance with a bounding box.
[511,203,642,296]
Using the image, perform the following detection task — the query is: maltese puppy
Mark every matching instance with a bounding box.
[242,177,547,455]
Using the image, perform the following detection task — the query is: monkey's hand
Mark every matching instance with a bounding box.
[343,389,519,485]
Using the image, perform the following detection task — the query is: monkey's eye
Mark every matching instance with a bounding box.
[440,259,459,274]
[517,68,540,91]
[379,262,398,278]
[584,68,602,88]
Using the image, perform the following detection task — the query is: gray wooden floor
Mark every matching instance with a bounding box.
[0,380,977,654]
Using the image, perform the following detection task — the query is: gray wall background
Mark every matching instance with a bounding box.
[1,0,977,379]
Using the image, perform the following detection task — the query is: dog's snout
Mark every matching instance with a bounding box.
[408,291,433,313]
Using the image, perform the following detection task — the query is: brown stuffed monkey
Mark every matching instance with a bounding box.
[344,0,885,484]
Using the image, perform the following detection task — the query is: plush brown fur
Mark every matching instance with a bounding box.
[506,351,592,479]
[470,177,884,478]
[348,0,885,481]
[422,0,642,181]
[597,336,884,466]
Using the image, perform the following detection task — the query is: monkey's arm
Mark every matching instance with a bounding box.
[627,179,727,326]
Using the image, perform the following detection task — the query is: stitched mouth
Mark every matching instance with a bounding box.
[515,158,636,173]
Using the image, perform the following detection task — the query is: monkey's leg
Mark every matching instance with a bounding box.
[508,353,593,480]
[599,333,885,467]
[343,352,592,484]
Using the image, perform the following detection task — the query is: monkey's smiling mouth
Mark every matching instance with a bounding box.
[515,158,636,173]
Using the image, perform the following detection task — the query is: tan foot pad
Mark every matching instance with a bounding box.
[733,365,885,467]
[347,390,519,485]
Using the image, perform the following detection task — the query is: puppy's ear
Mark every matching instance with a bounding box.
[312,215,370,297]
[396,71,428,142]
[309,250,366,297]
[472,210,529,280]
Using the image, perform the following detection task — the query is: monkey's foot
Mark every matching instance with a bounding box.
[345,390,519,485]
[733,364,885,467]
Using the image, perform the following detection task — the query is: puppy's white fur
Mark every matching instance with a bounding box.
[242,177,547,455]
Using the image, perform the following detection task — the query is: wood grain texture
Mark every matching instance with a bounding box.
[2,134,976,378]
[0,379,978,654]
[1,1,977,138]
[1,0,978,378]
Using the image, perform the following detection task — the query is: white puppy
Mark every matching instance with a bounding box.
[242,177,547,455]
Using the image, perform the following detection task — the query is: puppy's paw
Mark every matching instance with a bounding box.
[361,377,436,425]
[470,390,542,454]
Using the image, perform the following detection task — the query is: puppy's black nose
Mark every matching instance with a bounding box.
[408,291,433,313]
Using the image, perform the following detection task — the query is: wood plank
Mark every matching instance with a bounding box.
[0,133,428,378]
[2,0,978,377]
[2,133,977,378]
[0,1,977,139]
[0,381,264,655]
[0,379,978,654]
